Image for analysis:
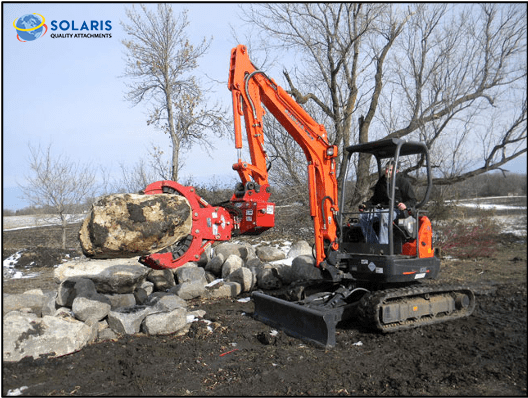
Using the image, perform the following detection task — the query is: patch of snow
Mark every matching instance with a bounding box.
[205,278,224,288]
[457,203,526,211]
[3,251,22,267]
[6,386,29,396]
[3,250,44,279]
[270,257,294,266]
[237,297,251,303]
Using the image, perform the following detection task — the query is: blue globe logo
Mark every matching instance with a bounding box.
[13,13,48,42]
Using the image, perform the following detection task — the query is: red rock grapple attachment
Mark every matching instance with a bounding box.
[139,180,274,269]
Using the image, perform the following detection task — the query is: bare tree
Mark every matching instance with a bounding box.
[113,144,171,193]
[21,143,97,249]
[115,158,157,194]
[121,4,228,182]
[242,3,527,205]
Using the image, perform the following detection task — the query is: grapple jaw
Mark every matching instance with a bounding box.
[141,181,234,269]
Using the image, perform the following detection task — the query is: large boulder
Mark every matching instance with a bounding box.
[54,258,150,294]
[3,311,93,362]
[79,193,192,258]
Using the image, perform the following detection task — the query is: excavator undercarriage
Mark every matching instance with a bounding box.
[253,282,475,348]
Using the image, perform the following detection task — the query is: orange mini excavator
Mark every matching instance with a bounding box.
[138,45,475,347]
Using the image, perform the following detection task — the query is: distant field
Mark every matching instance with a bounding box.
[2,214,86,231]
[450,195,526,216]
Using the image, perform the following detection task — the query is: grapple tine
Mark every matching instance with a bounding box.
[252,291,345,349]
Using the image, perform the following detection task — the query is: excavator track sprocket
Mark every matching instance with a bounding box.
[357,284,475,332]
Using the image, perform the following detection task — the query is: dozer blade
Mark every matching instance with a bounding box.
[252,291,349,348]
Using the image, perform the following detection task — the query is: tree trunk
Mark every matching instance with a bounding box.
[61,216,67,250]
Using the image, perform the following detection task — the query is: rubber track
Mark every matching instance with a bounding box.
[357,284,476,332]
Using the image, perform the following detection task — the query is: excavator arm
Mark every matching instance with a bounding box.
[228,45,340,268]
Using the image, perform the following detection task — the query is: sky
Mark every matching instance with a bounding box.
[2,2,250,210]
[2,2,527,211]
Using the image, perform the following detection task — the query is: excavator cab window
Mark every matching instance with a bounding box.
[339,138,433,257]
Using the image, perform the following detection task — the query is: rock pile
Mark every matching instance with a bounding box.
[3,240,319,362]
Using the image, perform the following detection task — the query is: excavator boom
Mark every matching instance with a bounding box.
[228,45,340,267]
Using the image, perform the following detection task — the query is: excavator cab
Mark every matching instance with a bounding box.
[336,138,440,283]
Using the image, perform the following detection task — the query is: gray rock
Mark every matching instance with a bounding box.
[242,243,258,261]
[147,269,176,291]
[133,280,155,304]
[226,267,256,292]
[41,291,58,316]
[98,328,118,341]
[222,254,244,279]
[141,308,188,335]
[71,295,111,323]
[273,263,296,285]
[175,266,207,285]
[257,267,282,290]
[3,293,47,316]
[292,255,323,280]
[152,294,187,311]
[214,243,246,259]
[205,253,225,275]
[53,307,74,319]
[139,280,154,295]
[56,279,78,307]
[256,246,286,262]
[74,278,98,298]
[104,294,137,310]
[146,292,172,305]
[54,258,150,294]
[245,257,263,269]
[197,246,212,266]
[3,312,92,362]
[133,288,149,305]
[205,272,216,284]
[107,305,160,335]
[170,281,206,300]
[287,241,313,258]
[205,281,241,298]
[175,262,198,272]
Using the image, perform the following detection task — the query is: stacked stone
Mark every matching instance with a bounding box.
[3,239,319,362]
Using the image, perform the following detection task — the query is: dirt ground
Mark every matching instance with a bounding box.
[2,221,527,396]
